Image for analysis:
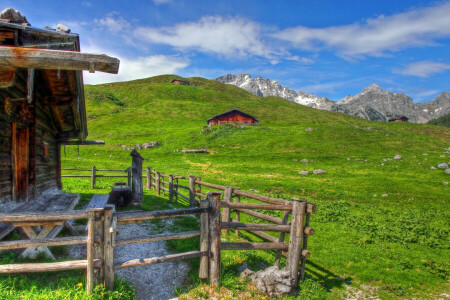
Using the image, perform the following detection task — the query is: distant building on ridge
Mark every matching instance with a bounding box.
[388,116,409,122]
[171,79,190,86]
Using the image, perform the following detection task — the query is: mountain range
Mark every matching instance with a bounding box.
[214,74,450,123]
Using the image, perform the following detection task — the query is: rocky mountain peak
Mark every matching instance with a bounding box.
[363,83,383,92]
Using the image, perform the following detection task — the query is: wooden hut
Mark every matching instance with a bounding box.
[206,108,259,126]
[0,9,119,205]
[388,116,408,123]
[171,79,190,85]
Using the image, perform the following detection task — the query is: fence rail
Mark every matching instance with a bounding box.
[61,167,131,188]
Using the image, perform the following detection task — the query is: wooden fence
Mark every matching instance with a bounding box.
[61,167,131,188]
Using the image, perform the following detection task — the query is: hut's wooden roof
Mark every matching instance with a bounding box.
[206,108,259,122]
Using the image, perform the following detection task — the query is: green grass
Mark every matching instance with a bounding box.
[2,74,448,299]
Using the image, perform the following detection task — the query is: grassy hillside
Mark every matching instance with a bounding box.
[58,75,449,299]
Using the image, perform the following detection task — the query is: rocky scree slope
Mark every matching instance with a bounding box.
[215,74,449,123]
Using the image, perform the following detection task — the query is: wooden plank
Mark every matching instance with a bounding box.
[189,174,196,208]
[116,207,208,224]
[0,210,87,222]
[234,189,287,205]
[85,194,109,210]
[234,208,285,225]
[208,192,221,287]
[222,186,232,234]
[174,184,189,189]
[221,222,291,232]
[114,251,207,269]
[221,242,288,250]
[195,180,227,191]
[199,200,209,280]
[300,213,312,280]
[221,201,292,211]
[0,236,87,250]
[0,46,120,74]
[103,206,115,290]
[287,200,306,287]
[248,230,278,243]
[116,231,201,246]
[172,190,189,201]
[275,205,290,266]
[86,210,95,295]
[0,260,90,274]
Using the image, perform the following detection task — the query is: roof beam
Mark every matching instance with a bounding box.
[0,46,119,74]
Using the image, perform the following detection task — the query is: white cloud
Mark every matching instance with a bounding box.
[393,61,450,77]
[134,16,278,59]
[274,2,450,57]
[82,45,189,84]
[94,15,131,32]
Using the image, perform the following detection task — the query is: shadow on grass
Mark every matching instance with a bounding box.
[306,260,351,291]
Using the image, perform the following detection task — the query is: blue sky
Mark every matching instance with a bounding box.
[5,0,450,102]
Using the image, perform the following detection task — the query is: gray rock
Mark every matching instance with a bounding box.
[301,159,309,163]
[305,127,314,131]
[382,194,388,197]
[251,266,292,297]
[142,141,160,149]
[446,169,450,175]
[430,166,437,170]
[444,182,448,185]
[438,163,449,169]
[56,24,71,33]
[292,158,298,162]
[373,194,377,197]
[299,171,309,176]
[313,169,326,175]
[347,158,351,161]
[394,155,402,160]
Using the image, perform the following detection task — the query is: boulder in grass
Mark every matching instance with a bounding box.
[301,159,309,163]
[394,155,402,160]
[446,169,450,175]
[252,266,292,297]
[430,166,437,170]
[299,171,309,176]
[438,163,449,169]
[313,169,326,175]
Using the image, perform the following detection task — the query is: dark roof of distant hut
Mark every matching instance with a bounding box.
[388,116,409,122]
[171,79,190,85]
[206,108,259,123]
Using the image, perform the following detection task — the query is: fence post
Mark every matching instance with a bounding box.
[87,207,105,292]
[146,167,151,189]
[91,166,96,188]
[156,172,161,196]
[169,175,174,203]
[175,177,179,203]
[221,186,233,234]
[199,200,209,280]
[286,200,306,288]
[197,177,202,201]
[275,201,291,266]
[189,174,195,207]
[208,191,222,287]
[103,205,115,290]
[300,204,315,280]
[235,191,240,236]
[127,169,132,187]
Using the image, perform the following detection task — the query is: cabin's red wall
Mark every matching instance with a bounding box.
[209,111,258,126]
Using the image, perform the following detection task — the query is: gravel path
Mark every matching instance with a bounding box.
[69,220,190,300]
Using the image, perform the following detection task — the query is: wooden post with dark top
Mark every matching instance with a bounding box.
[146,167,151,190]
[130,149,144,206]
[169,175,174,203]
[275,202,290,266]
[103,205,115,290]
[286,200,306,288]
[91,166,96,188]
[189,174,195,207]
[222,186,233,234]
[208,191,222,287]
[199,200,209,280]
[156,172,161,196]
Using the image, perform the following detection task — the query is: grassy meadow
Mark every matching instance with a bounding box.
[1,75,448,299]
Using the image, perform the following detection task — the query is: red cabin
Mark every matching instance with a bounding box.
[388,116,409,122]
[171,79,190,85]
[206,108,259,126]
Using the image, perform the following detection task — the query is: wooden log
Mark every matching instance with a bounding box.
[146,167,151,189]
[174,190,190,202]
[61,140,105,145]
[63,220,80,236]
[156,172,161,196]
[197,176,202,201]
[116,231,201,245]
[221,242,288,250]
[61,168,91,171]
[114,251,207,269]
[275,204,290,267]
[94,175,128,178]
[127,169,132,187]
[175,178,179,203]
[92,208,105,288]
[235,193,240,236]
[195,180,227,191]
[189,174,196,208]
[173,175,188,179]
[0,259,91,274]
[91,166,96,188]
[182,149,208,153]
[103,206,115,290]
[234,208,284,225]
[0,46,120,74]
[195,192,206,199]
[292,197,316,213]
[222,222,291,232]
[0,236,87,250]
[116,207,208,224]
[300,213,311,280]
[199,200,209,280]
[208,192,221,287]
[286,200,306,287]
[169,175,174,203]
[0,210,87,222]
[160,186,169,192]
[233,189,292,205]
[160,180,169,185]
[248,230,278,243]
[86,210,95,295]
[221,202,292,211]
[222,187,233,234]
[174,184,189,189]
[61,175,91,178]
